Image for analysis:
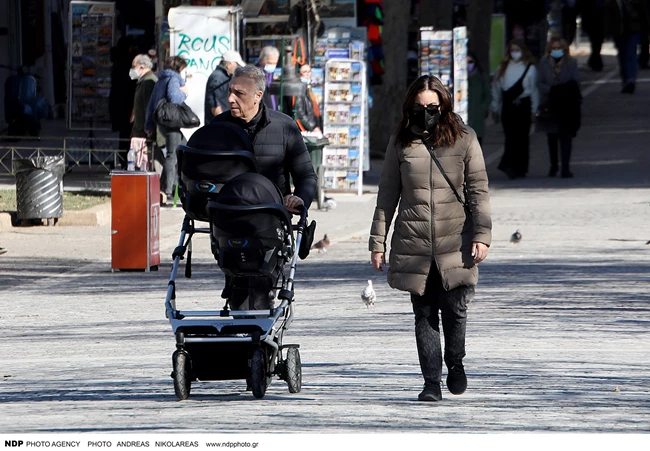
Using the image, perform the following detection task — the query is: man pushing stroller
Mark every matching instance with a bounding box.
[190,65,317,311]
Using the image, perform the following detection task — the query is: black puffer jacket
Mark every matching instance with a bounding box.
[211,105,318,208]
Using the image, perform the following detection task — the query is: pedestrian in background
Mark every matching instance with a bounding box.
[288,64,322,134]
[256,46,280,111]
[537,37,582,178]
[204,50,245,125]
[145,56,189,205]
[466,51,491,146]
[130,54,158,171]
[369,75,492,402]
[579,0,606,71]
[491,39,539,179]
[605,0,649,93]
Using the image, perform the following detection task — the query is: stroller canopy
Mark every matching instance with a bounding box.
[209,172,292,236]
[217,172,284,207]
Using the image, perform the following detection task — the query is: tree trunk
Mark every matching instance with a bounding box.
[468,0,495,74]
[368,0,409,157]
[419,0,454,29]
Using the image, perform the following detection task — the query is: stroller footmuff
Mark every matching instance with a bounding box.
[164,122,308,400]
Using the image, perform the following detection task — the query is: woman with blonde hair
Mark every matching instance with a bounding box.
[537,36,581,178]
[369,75,492,402]
[490,39,539,179]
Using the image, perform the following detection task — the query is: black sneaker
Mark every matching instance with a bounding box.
[446,365,467,395]
[418,383,442,402]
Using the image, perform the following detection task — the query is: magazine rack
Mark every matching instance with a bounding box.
[321,58,366,196]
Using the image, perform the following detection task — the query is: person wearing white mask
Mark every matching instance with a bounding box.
[256,46,280,110]
[130,54,158,141]
[490,39,539,180]
[536,37,581,178]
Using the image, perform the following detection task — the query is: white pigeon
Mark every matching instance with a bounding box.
[322,196,337,212]
[361,280,376,308]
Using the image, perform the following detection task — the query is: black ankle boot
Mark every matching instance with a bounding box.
[446,365,467,395]
[418,383,443,402]
[548,167,558,177]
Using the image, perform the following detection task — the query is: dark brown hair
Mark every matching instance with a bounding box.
[395,75,466,148]
[497,39,536,79]
[164,55,188,73]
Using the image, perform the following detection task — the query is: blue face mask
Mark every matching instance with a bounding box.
[264,64,276,73]
[550,49,564,59]
[300,77,311,84]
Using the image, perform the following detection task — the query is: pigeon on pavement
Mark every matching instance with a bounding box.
[361,280,376,308]
[312,234,330,253]
[510,230,522,245]
[322,196,337,211]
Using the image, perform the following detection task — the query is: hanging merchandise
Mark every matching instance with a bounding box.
[321,59,367,196]
[361,0,385,85]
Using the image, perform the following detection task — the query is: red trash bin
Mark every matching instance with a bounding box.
[111,171,161,271]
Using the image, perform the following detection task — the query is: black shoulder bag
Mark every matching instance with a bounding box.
[422,139,472,216]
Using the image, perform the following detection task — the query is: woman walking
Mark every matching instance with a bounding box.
[537,37,581,178]
[145,56,189,205]
[369,75,492,402]
[491,39,539,179]
[467,52,492,146]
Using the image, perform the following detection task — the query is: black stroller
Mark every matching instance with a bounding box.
[164,122,314,400]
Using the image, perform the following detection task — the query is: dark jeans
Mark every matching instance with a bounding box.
[499,97,531,178]
[615,33,641,84]
[411,266,474,386]
[160,128,185,198]
[227,275,275,311]
[547,132,573,175]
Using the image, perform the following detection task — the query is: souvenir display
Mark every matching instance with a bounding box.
[68,1,115,130]
[321,59,366,195]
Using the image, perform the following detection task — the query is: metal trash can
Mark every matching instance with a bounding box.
[12,156,65,222]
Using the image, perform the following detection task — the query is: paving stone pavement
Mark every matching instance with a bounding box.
[1,43,650,434]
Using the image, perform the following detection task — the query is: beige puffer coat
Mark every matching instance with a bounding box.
[369,127,492,295]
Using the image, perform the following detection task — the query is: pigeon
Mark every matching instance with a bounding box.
[322,196,337,211]
[510,230,522,245]
[361,280,376,308]
[312,234,330,253]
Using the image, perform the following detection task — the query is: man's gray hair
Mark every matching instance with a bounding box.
[234,65,267,95]
[133,54,153,69]
[258,46,280,65]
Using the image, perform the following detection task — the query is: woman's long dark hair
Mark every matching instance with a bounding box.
[395,75,466,148]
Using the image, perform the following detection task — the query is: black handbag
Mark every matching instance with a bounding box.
[154,98,200,129]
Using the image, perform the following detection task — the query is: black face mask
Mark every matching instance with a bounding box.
[410,103,441,131]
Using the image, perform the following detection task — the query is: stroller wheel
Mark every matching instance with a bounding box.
[285,348,302,393]
[249,348,268,399]
[172,351,192,400]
